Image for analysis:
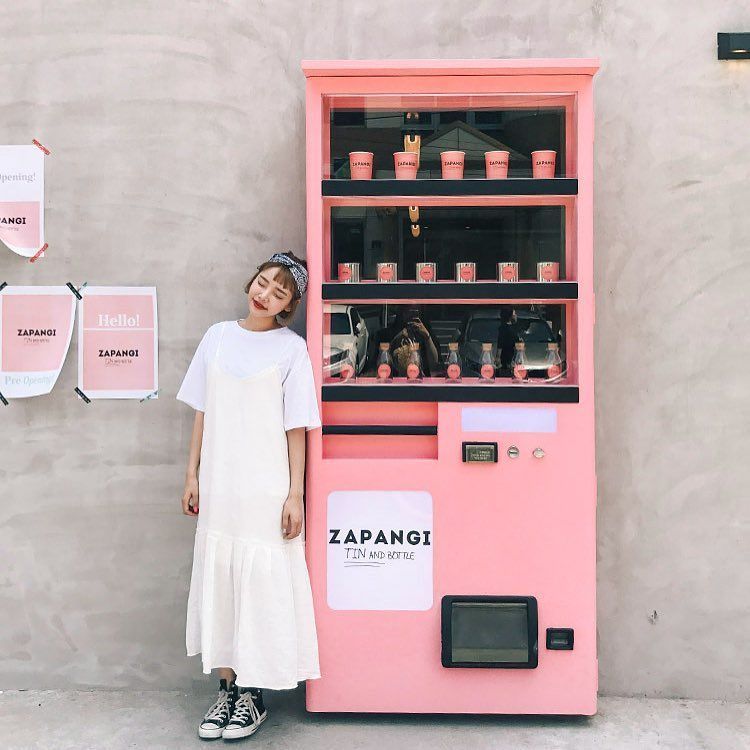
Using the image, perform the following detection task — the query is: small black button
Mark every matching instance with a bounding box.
[546,628,574,650]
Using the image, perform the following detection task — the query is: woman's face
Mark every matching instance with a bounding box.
[247,267,294,319]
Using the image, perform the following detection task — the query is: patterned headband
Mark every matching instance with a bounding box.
[267,252,308,296]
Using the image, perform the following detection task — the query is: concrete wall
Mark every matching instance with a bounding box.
[1,1,747,700]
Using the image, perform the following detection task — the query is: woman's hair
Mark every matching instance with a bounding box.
[243,251,307,324]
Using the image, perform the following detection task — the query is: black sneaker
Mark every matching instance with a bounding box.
[222,687,267,740]
[198,679,237,739]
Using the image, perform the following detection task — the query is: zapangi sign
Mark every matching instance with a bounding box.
[77,286,158,400]
[0,145,45,258]
[327,490,433,611]
[0,286,76,398]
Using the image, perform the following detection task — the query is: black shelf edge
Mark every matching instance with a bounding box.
[322,281,578,301]
[322,424,438,436]
[322,385,579,404]
[322,178,578,197]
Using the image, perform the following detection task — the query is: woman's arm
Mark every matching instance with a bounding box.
[281,427,306,539]
[181,410,204,516]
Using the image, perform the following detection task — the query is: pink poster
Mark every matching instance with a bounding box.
[0,286,76,398]
[77,287,158,399]
[0,146,45,258]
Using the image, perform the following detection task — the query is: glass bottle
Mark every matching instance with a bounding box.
[406,342,423,381]
[511,342,529,382]
[445,342,462,382]
[339,347,356,381]
[479,342,495,382]
[376,342,394,382]
[545,342,563,382]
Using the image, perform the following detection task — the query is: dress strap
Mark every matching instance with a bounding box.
[214,321,229,363]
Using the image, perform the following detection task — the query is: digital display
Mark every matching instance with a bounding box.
[451,602,529,663]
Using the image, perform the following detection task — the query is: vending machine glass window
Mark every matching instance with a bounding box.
[330,204,568,282]
[325,93,577,178]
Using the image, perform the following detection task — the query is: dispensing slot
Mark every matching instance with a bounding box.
[322,403,438,459]
[441,595,538,668]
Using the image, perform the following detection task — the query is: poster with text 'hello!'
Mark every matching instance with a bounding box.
[0,286,76,398]
[77,287,158,400]
[0,145,45,258]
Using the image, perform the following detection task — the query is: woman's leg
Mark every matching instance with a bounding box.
[217,667,236,684]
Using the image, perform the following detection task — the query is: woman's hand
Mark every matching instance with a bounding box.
[182,475,199,516]
[281,491,304,539]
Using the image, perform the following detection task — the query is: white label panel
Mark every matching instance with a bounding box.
[461,406,558,433]
[327,490,433,611]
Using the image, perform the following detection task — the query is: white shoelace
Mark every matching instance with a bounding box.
[229,691,261,725]
[202,689,231,726]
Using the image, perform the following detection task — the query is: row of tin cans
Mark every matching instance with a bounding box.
[338,262,560,283]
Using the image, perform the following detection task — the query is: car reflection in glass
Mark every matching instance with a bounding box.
[458,309,564,378]
[324,303,370,377]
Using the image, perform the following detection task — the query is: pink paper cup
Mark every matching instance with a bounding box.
[531,150,556,178]
[349,151,373,180]
[440,150,465,179]
[485,150,509,179]
[394,151,418,179]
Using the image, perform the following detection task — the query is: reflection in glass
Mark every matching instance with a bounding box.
[330,105,567,178]
[332,205,566,281]
[323,302,567,381]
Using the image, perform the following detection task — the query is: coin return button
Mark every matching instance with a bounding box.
[507,445,520,459]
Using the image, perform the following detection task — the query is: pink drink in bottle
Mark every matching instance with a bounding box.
[445,342,462,382]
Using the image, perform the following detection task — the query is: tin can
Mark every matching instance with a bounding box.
[416,262,436,283]
[498,262,519,282]
[537,262,560,282]
[338,262,360,283]
[455,262,476,283]
[377,262,398,282]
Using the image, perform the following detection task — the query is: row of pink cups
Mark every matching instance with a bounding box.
[349,150,557,179]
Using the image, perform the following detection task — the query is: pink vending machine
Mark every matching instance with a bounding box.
[302,58,599,715]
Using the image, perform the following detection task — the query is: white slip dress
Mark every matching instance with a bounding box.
[185,321,321,689]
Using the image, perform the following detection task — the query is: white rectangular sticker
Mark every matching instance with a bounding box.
[327,490,433,611]
[461,406,557,433]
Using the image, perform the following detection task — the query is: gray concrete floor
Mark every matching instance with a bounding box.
[0,687,747,749]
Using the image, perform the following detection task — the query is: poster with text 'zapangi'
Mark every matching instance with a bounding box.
[77,287,158,399]
[0,286,76,398]
[0,145,45,258]
[327,490,433,611]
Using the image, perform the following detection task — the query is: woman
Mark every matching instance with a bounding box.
[176,251,321,739]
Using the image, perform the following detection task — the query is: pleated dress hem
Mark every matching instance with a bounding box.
[185,652,321,691]
[186,527,321,690]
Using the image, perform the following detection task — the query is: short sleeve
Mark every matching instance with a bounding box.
[283,340,322,431]
[176,325,215,412]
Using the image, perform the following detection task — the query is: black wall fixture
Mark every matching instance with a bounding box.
[718,33,750,60]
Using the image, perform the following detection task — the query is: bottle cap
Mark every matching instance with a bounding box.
[548,342,558,349]
[448,342,458,350]
[379,342,390,350]
[515,341,526,350]
[482,342,492,350]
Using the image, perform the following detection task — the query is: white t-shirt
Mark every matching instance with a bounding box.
[176,320,322,432]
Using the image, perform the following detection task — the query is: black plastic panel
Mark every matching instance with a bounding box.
[441,595,539,669]
[323,178,578,197]
[322,385,579,403]
[322,282,578,301]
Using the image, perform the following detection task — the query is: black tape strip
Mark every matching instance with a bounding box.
[74,387,91,403]
[66,282,82,300]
